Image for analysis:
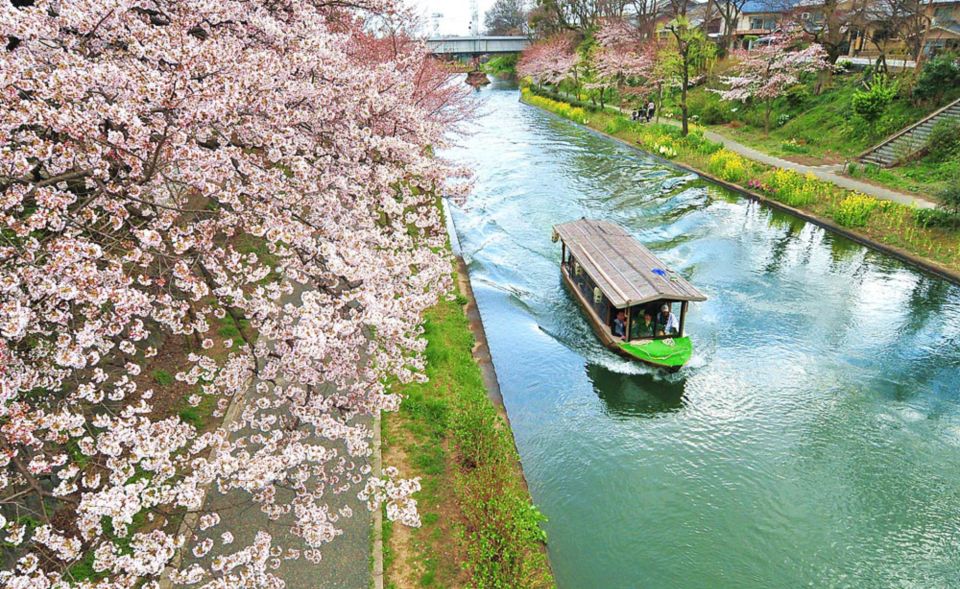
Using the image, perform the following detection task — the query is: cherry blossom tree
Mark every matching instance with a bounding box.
[712,36,831,135]
[517,33,579,88]
[589,19,659,109]
[0,0,468,586]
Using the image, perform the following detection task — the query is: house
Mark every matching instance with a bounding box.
[733,0,791,47]
[926,0,960,55]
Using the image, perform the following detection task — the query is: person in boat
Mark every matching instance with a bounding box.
[612,311,626,339]
[656,304,679,336]
[631,312,656,339]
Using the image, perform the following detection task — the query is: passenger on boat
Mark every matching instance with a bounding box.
[657,304,679,336]
[632,312,656,339]
[612,311,626,339]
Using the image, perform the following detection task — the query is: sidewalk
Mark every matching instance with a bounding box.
[554,91,937,209]
[173,282,373,589]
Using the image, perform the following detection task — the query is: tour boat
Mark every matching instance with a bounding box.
[553,218,707,371]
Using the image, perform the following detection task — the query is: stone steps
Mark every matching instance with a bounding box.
[859,99,960,167]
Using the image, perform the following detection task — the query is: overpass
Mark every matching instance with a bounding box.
[425,36,529,57]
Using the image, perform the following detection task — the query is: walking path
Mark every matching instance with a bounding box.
[555,92,937,209]
[167,281,374,589]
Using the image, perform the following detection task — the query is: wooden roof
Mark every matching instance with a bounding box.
[554,218,707,308]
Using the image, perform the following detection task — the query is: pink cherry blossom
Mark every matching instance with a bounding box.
[0,0,468,585]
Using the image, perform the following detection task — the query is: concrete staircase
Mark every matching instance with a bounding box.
[858,97,960,167]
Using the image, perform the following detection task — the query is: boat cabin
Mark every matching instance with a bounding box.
[553,219,707,369]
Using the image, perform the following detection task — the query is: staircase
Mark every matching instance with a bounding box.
[858,97,960,167]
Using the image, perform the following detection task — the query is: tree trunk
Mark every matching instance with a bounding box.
[657,83,664,124]
[764,99,772,136]
[681,57,690,136]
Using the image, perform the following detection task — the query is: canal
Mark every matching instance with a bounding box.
[444,79,960,588]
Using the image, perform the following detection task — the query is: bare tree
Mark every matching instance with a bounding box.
[530,0,635,33]
[793,0,869,63]
[485,0,531,35]
[716,0,752,51]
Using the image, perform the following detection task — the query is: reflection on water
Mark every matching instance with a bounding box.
[587,364,685,417]
[444,78,960,589]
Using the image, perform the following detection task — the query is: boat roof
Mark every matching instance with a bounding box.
[554,218,707,308]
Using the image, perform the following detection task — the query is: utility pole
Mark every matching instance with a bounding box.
[469,0,479,36]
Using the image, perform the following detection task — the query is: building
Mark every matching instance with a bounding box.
[926,0,960,54]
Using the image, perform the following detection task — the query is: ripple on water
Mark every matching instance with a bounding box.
[444,80,960,589]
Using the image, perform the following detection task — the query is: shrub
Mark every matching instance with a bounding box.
[832,193,883,227]
[914,52,960,103]
[852,74,899,125]
[707,149,748,183]
[604,116,633,135]
[521,89,589,124]
[764,169,830,207]
[940,179,960,217]
[700,102,730,124]
[784,84,810,108]
[924,119,960,162]
[914,207,960,229]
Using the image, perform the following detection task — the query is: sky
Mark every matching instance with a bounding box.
[405,0,499,36]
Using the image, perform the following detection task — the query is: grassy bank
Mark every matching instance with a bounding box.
[521,87,960,278]
[382,268,553,589]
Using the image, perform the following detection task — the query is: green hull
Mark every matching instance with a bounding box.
[618,337,693,369]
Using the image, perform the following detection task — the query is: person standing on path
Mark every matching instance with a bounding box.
[646,100,656,123]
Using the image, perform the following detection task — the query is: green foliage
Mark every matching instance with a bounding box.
[707,149,748,183]
[831,193,883,227]
[483,53,519,77]
[522,89,589,124]
[178,406,204,427]
[152,369,174,386]
[914,52,960,103]
[914,207,960,229]
[924,119,960,162]
[939,179,960,217]
[763,169,830,207]
[852,74,899,125]
[389,280,553,589]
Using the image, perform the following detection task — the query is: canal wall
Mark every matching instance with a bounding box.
[521,95,960,286]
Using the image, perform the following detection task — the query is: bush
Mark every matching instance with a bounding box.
[763,169,830,207]
[832,193,883,227]
[707,149,748,183]
[700,102,730,124]
[914,207,960,229]
[914,52,960,103]
[784,84,811,108]
[604,116,633,135]
[852,74,899,125]
[521,89,589,124]
[924,119,960,162]
[940,180,960,217]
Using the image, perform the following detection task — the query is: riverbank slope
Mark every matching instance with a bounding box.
[381,260,554,589]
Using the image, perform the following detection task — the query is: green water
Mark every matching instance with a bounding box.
[444,80,960,588]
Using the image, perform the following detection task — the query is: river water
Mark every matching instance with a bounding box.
[443,79,960,588]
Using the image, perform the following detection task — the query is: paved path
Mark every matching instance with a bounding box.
[171,282,373,589]
[553,92,936,209]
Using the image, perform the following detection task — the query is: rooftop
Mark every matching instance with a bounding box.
[554,219,707,309]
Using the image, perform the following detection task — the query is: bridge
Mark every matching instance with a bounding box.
[426,36,530,57]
